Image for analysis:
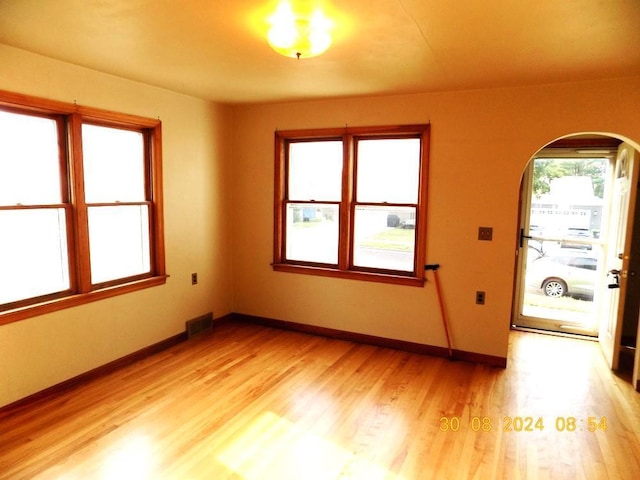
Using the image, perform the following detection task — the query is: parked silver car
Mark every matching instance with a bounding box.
[560,227,592,250]
[527,255,597,297]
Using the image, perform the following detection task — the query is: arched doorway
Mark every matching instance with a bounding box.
[512,133,640,388]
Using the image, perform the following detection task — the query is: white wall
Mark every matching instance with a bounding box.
[231,77,640,361]
[0,45,235,408]
[2,40,639,407]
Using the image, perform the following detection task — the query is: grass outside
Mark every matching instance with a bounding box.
[293,219,328,228]
[524,292,594,314]
[290,222,414,251]
[359,227,414,251]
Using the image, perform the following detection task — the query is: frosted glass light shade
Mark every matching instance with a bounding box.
[267,2,332,58]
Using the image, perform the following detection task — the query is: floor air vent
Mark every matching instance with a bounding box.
[186,312,214,338]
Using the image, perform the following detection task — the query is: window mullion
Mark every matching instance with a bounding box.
[339,135,353,270]
[68,113,92,292]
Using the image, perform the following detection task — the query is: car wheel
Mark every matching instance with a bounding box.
[542,279,567,297]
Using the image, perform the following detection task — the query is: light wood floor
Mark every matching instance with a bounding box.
[1,321,639,479]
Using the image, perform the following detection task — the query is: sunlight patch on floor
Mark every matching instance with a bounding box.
[101,434,155,480]
[217,411,404,480]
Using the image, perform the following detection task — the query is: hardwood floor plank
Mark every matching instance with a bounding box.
[1,321,639,479]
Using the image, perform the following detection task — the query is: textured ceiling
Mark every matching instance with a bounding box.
[1,0,639,104]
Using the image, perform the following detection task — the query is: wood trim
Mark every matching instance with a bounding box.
[0,311,504,419]
[151,122,166,277]
[276,124,432,138]
[0,89,160,128]
[273,132,286,265]
[547,137,622,150]
[68,112,92,291]
[0,332,187,419]
[416,124,430,275]
[0,90,79,115]
[341,135,354,270]
[273,124,430,285]
[272,263,426,286]
[0,90,166,322]
[0,313,235,417]
[0,275,168,325]
[232,313,507,368]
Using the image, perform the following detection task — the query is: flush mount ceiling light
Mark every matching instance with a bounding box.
[267,1,332,59]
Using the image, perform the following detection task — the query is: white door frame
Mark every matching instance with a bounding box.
[513,135,640,386]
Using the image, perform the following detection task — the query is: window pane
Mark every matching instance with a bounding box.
[82,124,145,203]
[0,209,69,304]
[353,206,416,272]
[88,205,150,284]
[356,138,420,203]
[286,203,339,264]
[288,141,343,201]
[0,110,61,205]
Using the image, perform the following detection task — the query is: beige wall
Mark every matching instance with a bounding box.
[0,45,234,407]
[231,77,640,360]
[1,42,639,408]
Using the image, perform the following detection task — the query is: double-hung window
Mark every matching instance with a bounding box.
[273,125,429,286]
[0,91,166,324]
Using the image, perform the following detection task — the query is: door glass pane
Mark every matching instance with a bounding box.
[0,110,61,205]
[82,124,145,203]
[529,157,608,239]
[520,156,609,333]
[288,141,343,201]
[523,250,603,326]
[0,209,69,305]
[356,138,420,203]
[353,206,416,272]
[285,203,338,264]
[88,205,150,284]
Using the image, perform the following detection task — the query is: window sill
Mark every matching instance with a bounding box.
[272,263,425,287]
[0,275,168,326]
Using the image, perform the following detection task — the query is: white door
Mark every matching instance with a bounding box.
[599,142,639,369]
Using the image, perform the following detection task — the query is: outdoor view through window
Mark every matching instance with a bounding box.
[521,156,609,334]
[0,110,69,305]
[286,138,419,270]
[83,124,151,285]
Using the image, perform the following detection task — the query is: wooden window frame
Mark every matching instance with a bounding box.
[0,90,166,325]
[273,124,430,287]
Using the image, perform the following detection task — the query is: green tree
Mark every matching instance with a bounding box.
[532,158,607,198]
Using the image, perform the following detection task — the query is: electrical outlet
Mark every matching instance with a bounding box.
[191,273,198,285]
[476,291,485,305]
[478,227,493,241]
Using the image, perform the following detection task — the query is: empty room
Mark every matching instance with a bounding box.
[1,1,639,478]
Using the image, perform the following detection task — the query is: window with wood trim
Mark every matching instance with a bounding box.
[273,125,429,286]
[0,91,166,324]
